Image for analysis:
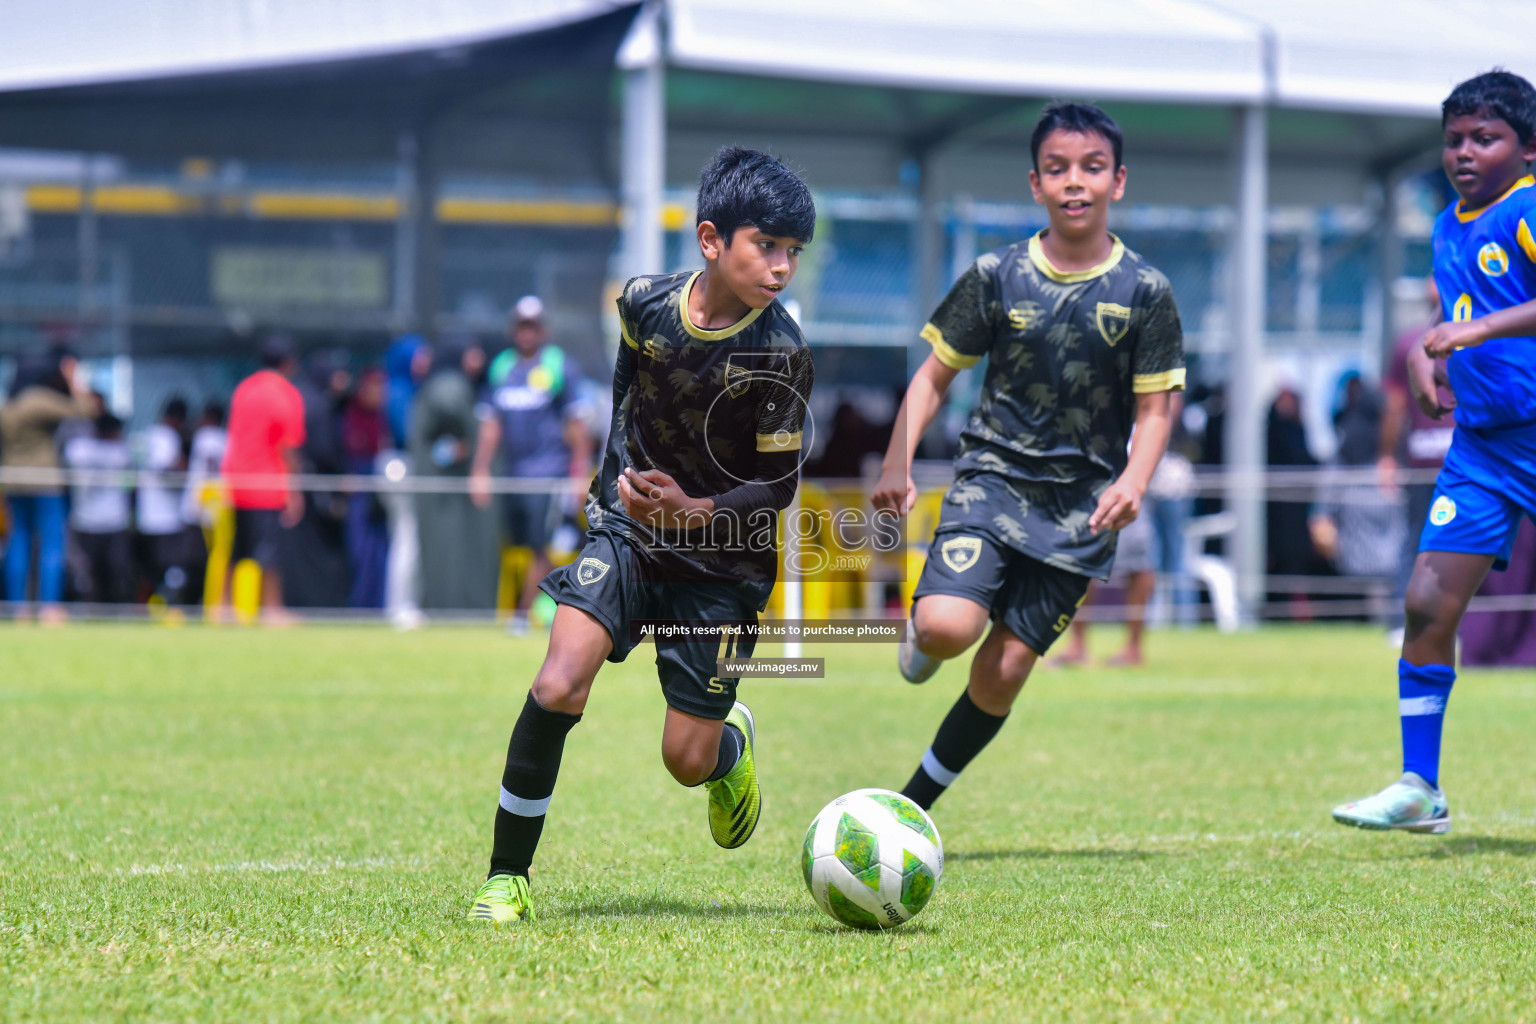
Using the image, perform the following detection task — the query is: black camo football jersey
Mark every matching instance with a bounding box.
[586,271,815,593]
[924,231,1185,577]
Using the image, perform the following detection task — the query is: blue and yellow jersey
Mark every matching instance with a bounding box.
[1432,173,1536,429]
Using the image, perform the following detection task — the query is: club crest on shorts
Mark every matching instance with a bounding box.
[1095,302,1132,347]
[1429,495,1456,526]
[940,536,982,573]
[576,556,610,586]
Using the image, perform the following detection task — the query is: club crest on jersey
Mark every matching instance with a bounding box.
[576,557,610,586]
[1095,302,1132,346]
[940,536,983,573]
[1429,496,1456,526]
[724,361,752,398]
[1478,242,1509,277]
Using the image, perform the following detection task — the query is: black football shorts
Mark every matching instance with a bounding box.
[539,532,760,720]
[912,527,1091,655]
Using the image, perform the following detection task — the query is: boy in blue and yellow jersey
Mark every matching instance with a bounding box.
[1334,71,1536,833]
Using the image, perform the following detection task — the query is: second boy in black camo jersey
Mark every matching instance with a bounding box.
[922,225,1184,581]
[873,102,1185,814]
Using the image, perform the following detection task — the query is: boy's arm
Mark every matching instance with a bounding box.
[871,353,960,515]
[1422,296,1536,356]
[1088,391,1173,535]
[468,416,501,509]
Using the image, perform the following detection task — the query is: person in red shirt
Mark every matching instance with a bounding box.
[219,335,306,621]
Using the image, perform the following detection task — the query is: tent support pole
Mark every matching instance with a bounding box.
[410,122,441,334]
[1228,103,1267,628]
[620,4,665,284]
[393,130,418,331]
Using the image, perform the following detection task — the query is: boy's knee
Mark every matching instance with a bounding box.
[661,741,715,786]
[1404,576,1453,636]
[532,660,594,713]
[913,611,985,660]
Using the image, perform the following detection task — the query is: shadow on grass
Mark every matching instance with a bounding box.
[947,847,1160,863]
[1421,835,1536,858]
[566,895,785,919]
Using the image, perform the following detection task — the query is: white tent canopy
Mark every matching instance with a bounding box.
[669,0,1266,104]
[0,0,628,92]
[664,0,1536,115]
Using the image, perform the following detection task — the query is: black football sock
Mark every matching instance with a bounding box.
[701,724,745,784]
[902,691,1008,810]
[489,691,582,879]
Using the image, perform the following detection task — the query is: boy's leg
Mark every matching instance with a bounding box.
[654,611,760,849]
[901,528,1009,683]
[1332,549,1492,833]
[1107,569,1155,667]
[490,604,611,870]
[902,557,1089,810]
[903,624,1036,809]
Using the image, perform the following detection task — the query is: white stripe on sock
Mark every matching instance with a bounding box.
[920,748,959,787]
[499,786,551,817]
[1400,695,1447,717]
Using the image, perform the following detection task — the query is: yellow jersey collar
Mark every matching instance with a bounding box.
[1455,174,1535,223]
[678,271,764,341]
[1028,231,1125,283]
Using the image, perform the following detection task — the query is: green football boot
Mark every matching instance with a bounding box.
[706,702,761,849]
[1331,772,1451,834]
[467,873,537,924]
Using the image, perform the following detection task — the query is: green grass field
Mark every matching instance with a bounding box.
[3,624,1536,1022]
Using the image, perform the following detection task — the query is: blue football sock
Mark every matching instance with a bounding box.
[1399,659,1455,790]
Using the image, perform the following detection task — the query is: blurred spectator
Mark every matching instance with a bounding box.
[385,334,429,449]
[182,400,227,526]
[0,347,93,621]
[808,401,887,478]
[343,366,389,608]
[1266,387,1321,617]
[180,401,227,605]
[280,351,351,608]
[1056,510,1156,667]
[136,396,191,603]
[220,335,305,622]
[64,413,133,603]
[411,338,498,612]
[471,296,592,629]
[1310,373,1404,591]
[1147,394,1198,626]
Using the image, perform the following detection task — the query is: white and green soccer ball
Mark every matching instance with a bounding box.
[801,788,943,930]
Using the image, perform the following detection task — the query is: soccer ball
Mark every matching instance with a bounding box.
[801,788,943,930]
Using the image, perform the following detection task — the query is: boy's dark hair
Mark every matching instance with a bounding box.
[202,400,226,427]
[1443,69,1536,143]
[1030,102,1124,171]
[163,395,188,422]
[94,412,123,438]
[696,146,815,244]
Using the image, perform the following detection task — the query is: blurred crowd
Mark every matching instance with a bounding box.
[5,284,1532,647]
[0,295,604,625]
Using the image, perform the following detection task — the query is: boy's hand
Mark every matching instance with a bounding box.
[1423,319,1486,358]
[619,466,711,526]
[1088,479,1143,535]
[1406,343,1456,420]
[871,465,917,516]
